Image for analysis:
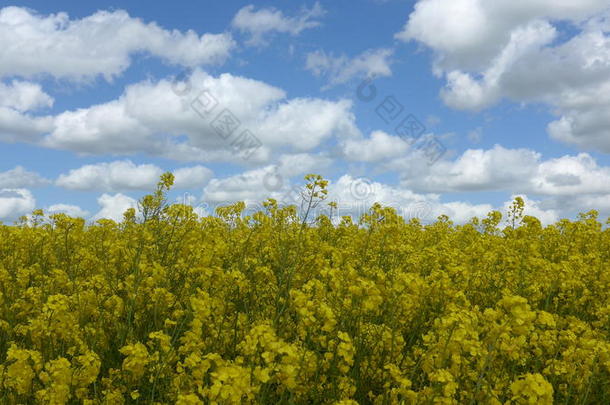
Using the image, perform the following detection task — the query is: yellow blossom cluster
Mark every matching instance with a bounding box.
[0,175,610,403]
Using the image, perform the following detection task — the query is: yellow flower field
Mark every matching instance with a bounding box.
[1,173,610,404]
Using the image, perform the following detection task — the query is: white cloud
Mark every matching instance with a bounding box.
[0,189,35,221]
[389,144,610,219]
[255,97,358,151]
[56,160,213,191]
[43,70,359,161]
[46,203,89,218]
[545,194,610,217]
[231,2,325,46]
[0,80,54,142]
[531,153,610,196]
[0,108,53,143]
[277,153,332,177]
[437,20,562,111]
[397,0,608,70]
[306,48,393,87]
[341,130,410,162]
[401,145,540,192]
[329,174,502,224]
[57,161,162,191]
[201,150,333,204]
[398,0,610,151]
[329,174,433,219]
[546,79,610,153]
[399,145,610,197]
[0,166,49,188]
[0,6,235,81]
[92,193,137,222]
[201,153,329,206]
[203,165,292,204]
[0,80,53,112]
[173,166,213,189]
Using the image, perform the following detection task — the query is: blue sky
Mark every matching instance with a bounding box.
[1,0,610,224]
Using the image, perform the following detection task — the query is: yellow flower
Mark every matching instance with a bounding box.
[36,357,73,405]
[510,373,553,404]
[4,345,43,395]
[120,342,150,380]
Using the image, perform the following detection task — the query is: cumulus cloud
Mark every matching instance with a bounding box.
[276,153,332,177]
[56,161,162,191]
[530,153,610,196]
[0,166,49,188]
[400,145,540,192]
[92,193,137,222]
[0,6,234,81]
[231,2,325,46]
[56,160,213,191]
[0,80,54,142]
[42,70,359,161]
[399,144,610,197]
[341,130,411,162]
[0,80,53,112]
[173,166,214,189]
[546,80,610,153]
[397,0,608,70]
[328,174,436,220]
[397,0,610,151]
[385,144,610,220]
[306,48,393,87]
[0,108,54,143]
[202,152,332,205]
[203,166,281,204]
[544,194,610,217]
[0,188,35,221]
[46,203,90,218]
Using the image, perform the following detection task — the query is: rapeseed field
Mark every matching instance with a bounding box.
[1,174,609,404]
